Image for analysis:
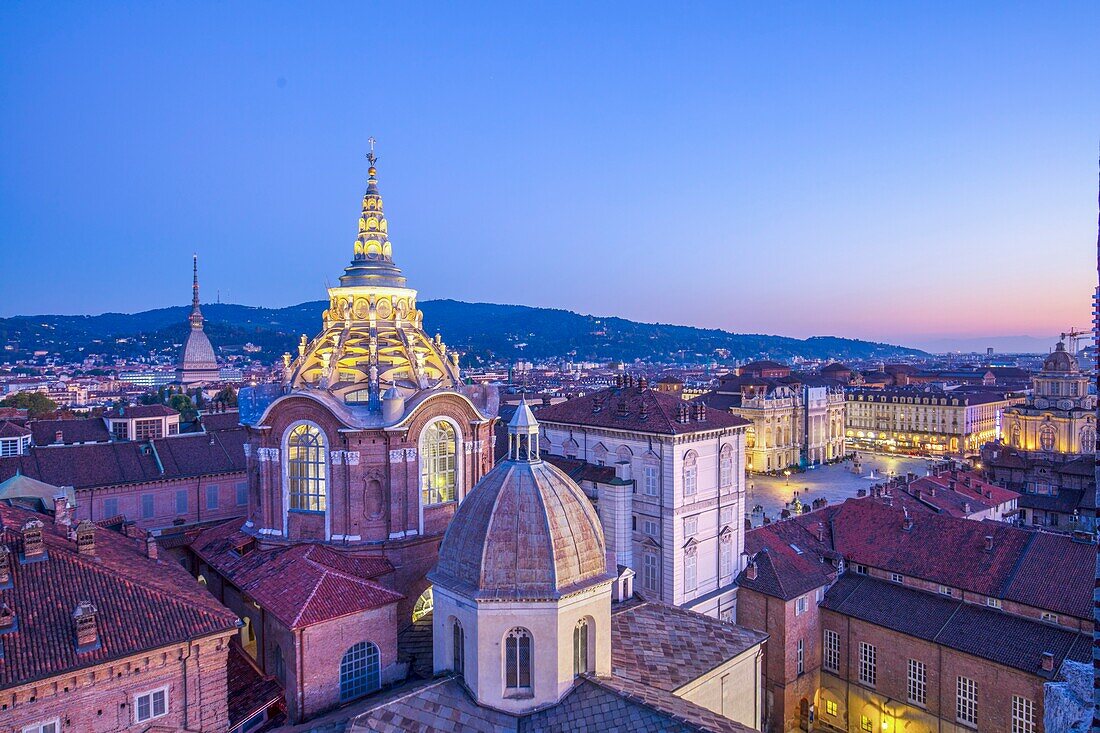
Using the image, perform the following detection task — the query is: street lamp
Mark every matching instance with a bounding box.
[784,469,791,486]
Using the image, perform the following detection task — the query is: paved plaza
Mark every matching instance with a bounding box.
[746,453,935,525]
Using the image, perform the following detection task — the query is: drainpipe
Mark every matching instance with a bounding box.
[296,627,306,723]
[343,435,351,542]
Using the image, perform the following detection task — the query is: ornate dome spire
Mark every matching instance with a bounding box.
[340,139,406,288]
[189,253,204,330]
[177,254,219,385]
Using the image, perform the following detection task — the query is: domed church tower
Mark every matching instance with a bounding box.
[1003,340,1096,457]
[429,401,614,713]
[176,255,221,385]
[238,147,499,616]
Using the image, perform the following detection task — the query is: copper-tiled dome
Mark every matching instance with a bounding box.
[430,458,612,601]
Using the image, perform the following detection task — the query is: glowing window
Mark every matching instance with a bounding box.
[421,421,457,506]
[287,423,326,512]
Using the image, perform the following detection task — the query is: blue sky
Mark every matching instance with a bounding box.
[1,2,1097,351]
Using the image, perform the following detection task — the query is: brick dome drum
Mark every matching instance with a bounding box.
[430,457,612,601]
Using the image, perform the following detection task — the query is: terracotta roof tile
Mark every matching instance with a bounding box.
[536,385,748,435]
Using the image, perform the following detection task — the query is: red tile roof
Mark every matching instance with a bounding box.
[29,417,110,446]
[0,422,30,440]
[191,521,401,629]
[226,642,283,729]
[535,385,749,435]
[103,404,178,419]
[743,499,1094,620]
[0,429,247,490]
[0,503,237,689]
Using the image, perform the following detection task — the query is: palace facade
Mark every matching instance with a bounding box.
[1002,341,1097,458]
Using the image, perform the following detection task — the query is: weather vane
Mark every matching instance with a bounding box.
[367,136,377,167]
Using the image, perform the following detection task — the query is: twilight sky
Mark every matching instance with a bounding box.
[1,3,1097,352]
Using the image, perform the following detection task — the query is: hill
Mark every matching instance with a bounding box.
[0,300,925,365]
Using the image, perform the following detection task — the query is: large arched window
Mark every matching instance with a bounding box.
[452,619,465,680]
[573,619,590,676]
[1039,425,1056,453]
[504,627,532,691]
[683,451,698,497]
[420,421,458,506]
[339,641,380,701]
[287,423,326,511]
[719,444,734,488]
[1080,427,1095,453]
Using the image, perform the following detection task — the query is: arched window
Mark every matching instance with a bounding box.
[420,421,457,506]
[504,627,532,691]
[412,587,434,623]
[339,641,380,701]
[287,423,327,511]
[1040,425,1056,453]
[573,619,590,676]
[683,451,698,497]
[719,444,734,488]
[1080,427,1095,453]
[593,442,608,466]
[452,619,465,680]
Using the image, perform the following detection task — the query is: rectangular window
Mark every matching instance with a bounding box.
[103,497,119,518]
[986,597,1002,609]
[644,465,659,496]
[206,485,219,510]
[854,564,868,575]
[795,596,808,615]
[825,700,837,717]
[823,629,840,673]
[956,676,977,726]
[23,722,59,733]
[643,553,658,591]
[720,539,733,578]
[643,519,658,537]
[236,482,248,506]
[907,659,926,706]
[796,638,804,675]
[141,493,154,519]
[719,505,733,525]
[683,515,698,537]
[684,466,697,496]
[134,418,164,440]
[684,552,697,593]
[112,421,129,440]
[135,687,168,722]
[939,585,953,597]
[1041,612,1058,624]
[1011,695,1034,733]
[860,715,873,732]
[858,642,876,687]
[175,489,188,514]
[890,572,903,583]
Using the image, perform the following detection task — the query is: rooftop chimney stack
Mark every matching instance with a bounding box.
[20,519,45,561]
[1040,652,1054,672]
[145,534,158,561]
[73,601,99,651]
[638,376,648,390]
[75,520,96,556]
[746,560,758,581]
[984,535,993,551]
[0,602,14,631]
[54,430,63,444]
[53,495,73,527]
[0,546,10,588]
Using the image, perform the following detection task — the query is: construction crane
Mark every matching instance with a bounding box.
[1059,327,1090,355]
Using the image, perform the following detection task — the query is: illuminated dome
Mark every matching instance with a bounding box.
[285,153,463,410]
[1042,341,1078,373]
[429,403,612,600]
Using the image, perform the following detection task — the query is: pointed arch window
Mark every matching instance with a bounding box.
[339,641,380,701]
[573,619,590,676]
[504,627,532,690]
[452,619,465,680]
[287,423,327,511]
[421,421,457,506]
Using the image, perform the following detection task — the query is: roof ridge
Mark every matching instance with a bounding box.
[289,566,328,627]
[929,597,965,646]
[999,527,1039,599]
[302,546,388,587]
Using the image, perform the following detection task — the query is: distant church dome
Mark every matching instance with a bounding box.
[177,255,220,385]
[1042,341,1078,374]
[430,402,611,600]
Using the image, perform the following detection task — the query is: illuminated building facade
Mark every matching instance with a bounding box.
[1002,341,1097,458]
[193,155,499,723]
[845,387,1020,456]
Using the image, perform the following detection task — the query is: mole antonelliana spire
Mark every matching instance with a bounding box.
[176,254,220,385]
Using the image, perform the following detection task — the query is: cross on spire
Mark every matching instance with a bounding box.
[367,137,377,167]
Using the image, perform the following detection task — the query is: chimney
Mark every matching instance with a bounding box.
[73,601,99,651]
[145,534,158,561]
[54,430,64,444]
[678,403,690,424]
[816,523,825,542]
[746,560,758,581]
[639,400,649,421]
[929,486,936,497]
[1040,652,1054,672]
[914,488,922,500]
[76,520,96,556]
[948,480,957,492]
[963,502,971,514]
[638,376,648,390]
[984,535,993,551]
[0,602,14,631]
[903,510,913,531]
[20,519,45,561]
[0,546,10,588]
[616,399,629,418]
[53,495,73,527]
